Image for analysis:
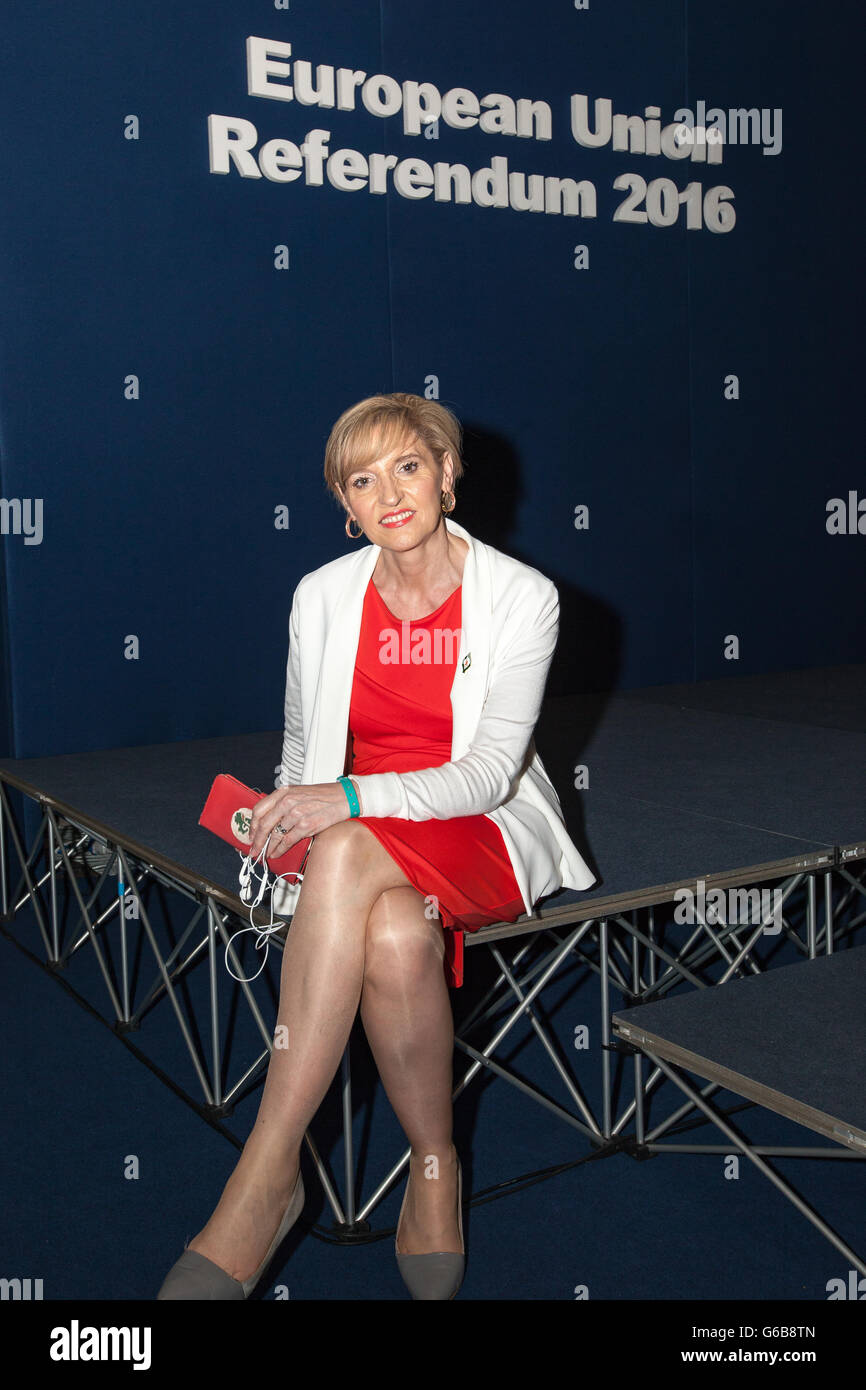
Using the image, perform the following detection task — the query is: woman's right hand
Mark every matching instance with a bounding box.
[248,780,361,859]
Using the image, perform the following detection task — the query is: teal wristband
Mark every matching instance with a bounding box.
[338,775,360,818]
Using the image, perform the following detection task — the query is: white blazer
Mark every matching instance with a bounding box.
[254,516,596,919]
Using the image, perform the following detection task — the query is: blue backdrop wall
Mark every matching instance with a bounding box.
[0,1,862,761]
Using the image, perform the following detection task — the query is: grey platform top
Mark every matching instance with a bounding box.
[0,668,862,922]
[613,947,866,1149]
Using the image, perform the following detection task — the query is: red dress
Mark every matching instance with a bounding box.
[348,575,526,988]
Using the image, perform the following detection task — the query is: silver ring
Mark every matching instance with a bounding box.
[275,823,287,835]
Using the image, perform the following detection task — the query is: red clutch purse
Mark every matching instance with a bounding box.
[199,773,313,882]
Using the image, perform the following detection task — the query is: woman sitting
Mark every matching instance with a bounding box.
[158,392,594,1301]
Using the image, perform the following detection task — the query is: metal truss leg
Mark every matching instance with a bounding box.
[600,919,612,1138]
[340,1046,357,1228]
[0,784,7,918]
[453,919,602,1138]
[487,944,601,1136]
[0,789,54,955]
[807,872,817,958]
[642,1048,866,1277]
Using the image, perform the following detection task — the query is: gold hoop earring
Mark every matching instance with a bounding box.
[345,515,364,539]
[440,490,455,514]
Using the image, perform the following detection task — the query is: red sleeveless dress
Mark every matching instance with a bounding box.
[348,575,526,987]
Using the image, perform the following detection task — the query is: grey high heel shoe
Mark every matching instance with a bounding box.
[395,1156,465,1301]
[157,1167,305,1300]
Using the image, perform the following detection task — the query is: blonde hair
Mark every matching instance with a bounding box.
[324,393,464,508]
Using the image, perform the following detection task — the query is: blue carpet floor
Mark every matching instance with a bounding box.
[2,900,862,1306]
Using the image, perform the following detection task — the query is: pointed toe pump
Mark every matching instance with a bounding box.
[395,1157,465,1301]
[157,1168,305,1301]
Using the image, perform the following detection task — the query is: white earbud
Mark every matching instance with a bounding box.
[227,829,306,983]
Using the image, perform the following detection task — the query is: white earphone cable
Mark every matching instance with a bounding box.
[227,828,304,982]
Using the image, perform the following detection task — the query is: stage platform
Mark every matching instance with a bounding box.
[613,945,866,1273]
[1,663,863,1235]
[3,664,864,932]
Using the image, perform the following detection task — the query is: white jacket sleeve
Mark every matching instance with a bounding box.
[348,580,559,820]
[276,586,304,790]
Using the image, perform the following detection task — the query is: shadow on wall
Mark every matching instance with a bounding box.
[457,420,622,886]
[458,419,623,699]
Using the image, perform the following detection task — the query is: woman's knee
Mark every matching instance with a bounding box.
[364,886,445,987]
[302,818,383,880]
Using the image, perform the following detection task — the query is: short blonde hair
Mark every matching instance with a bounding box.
[324,393,464,508]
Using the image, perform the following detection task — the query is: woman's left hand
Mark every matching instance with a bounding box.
[247,781,361,859]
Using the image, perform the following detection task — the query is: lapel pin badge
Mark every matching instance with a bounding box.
[462,653,471,672]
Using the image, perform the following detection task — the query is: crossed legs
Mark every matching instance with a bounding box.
[187,819,461,1282]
